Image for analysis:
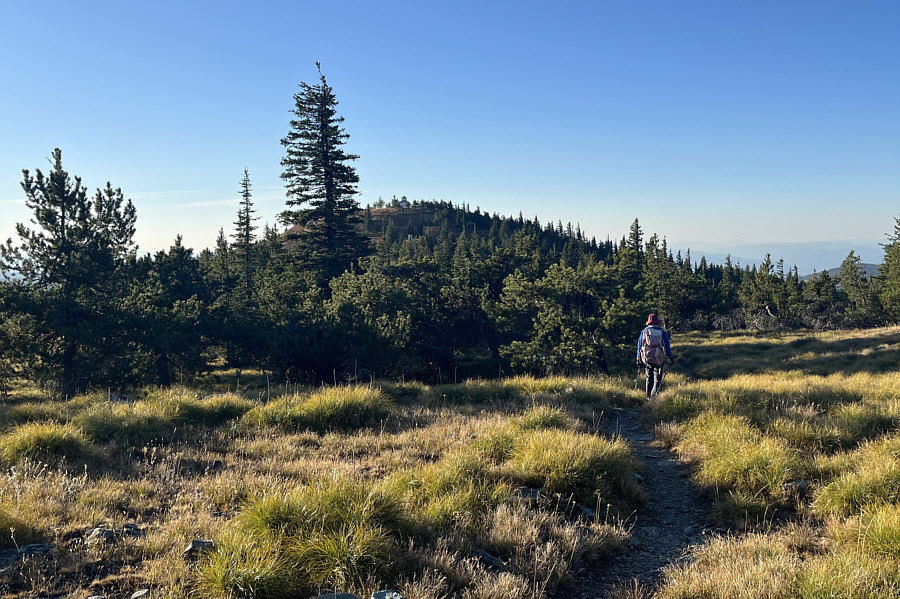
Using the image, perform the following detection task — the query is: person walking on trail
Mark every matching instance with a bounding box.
[637,313,674,398]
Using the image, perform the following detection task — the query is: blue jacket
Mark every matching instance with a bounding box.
[637,325,673,363]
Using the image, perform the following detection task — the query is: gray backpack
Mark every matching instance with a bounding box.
[641,327,665,366]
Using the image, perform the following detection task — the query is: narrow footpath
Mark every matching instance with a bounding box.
[569,407,712,598]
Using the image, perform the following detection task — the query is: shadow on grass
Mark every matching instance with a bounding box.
[679,328,900,379]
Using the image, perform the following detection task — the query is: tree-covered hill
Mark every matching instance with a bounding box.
[2,67,898,396]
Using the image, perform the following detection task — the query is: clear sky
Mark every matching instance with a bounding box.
[1,1,898,264]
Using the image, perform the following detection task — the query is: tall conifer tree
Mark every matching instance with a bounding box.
[877,216,900,321]
[280,63,369,284]
[232,168,258,295]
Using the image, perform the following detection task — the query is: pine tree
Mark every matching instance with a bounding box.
[0,149,136,397]
[280,63,370,284]
[232,168,258,296]
[877,216,900,322]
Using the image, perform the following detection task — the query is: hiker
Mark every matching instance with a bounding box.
[637,313,674,398]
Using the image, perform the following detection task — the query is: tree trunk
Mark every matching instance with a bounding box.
[156,352,171,387]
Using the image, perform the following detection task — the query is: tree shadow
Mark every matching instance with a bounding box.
[679,328,900,379]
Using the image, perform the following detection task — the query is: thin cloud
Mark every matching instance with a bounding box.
[178,199,237,208]
[130,190,206,200]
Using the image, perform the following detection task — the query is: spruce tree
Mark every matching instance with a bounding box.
[232,168,258,296]
[280,63,370,284]
[877,216,900,322]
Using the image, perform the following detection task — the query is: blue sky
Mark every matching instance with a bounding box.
[1,1,898,269]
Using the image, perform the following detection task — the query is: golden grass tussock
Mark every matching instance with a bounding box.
[830,502,900,559]
[0,421,95,465]
[674,412,794,501]
[794,548,900,599]
[0,507,42,550]
[813,434,900,516]
[658,522,900,599]
[657,531,799,599]
[509,428,642,508]
[197,527,297,599]
[244,385,392,432]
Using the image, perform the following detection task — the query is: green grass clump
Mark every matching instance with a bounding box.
[245,386,392,432]
[473,406,574,464]
[0,508,43,551]
[203,479,404,597]
[831,502,900,559]
[2,401,67,428]
[813,435,900,516]
[163,391,256,425]
[393,451,509,530]
[198,529,296,599]
[0,422,93,465]
[289,521,394,589]
[509,428,641,507]
[74,404,174,446]
[675,412,794,502]
[656,530,798,599]
[239,479,406,539]
[657,524,900,599]
[796,548,900,599]
[512,405,572,431]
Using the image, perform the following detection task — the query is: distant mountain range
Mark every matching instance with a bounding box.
[674,241,884,277]
[797,263,880,282]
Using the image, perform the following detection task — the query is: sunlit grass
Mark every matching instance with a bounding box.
[0,421,95,465]
[244,385,392,432]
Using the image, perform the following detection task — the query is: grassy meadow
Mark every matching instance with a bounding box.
[0,376,642,598]
[1,326,898,598]
[650,326,900,599]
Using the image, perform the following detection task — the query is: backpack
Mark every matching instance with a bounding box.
[641,327,665,366]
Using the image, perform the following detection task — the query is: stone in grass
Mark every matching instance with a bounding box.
[0,543,54,567]
[86,595,105,599]
[314,594,361,599]
[131,590,150,599]
[472,547,503,570]
[511,486,544,502]
[372,592,406,599]
[182,539,215,560]
[121,523,144,538]
[86,527,117,544]
[575,503,597,518]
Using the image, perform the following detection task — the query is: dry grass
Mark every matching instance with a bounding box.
[0,375,637,599]
[650,326,900,598]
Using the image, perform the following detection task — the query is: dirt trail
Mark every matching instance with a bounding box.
[570,406,712,598]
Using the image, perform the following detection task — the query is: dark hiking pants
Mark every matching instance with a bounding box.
[645,365,664,397]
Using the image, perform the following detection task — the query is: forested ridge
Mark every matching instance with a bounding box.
[2,69,899,397]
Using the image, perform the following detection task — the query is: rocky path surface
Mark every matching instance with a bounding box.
[569,407,713,598]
